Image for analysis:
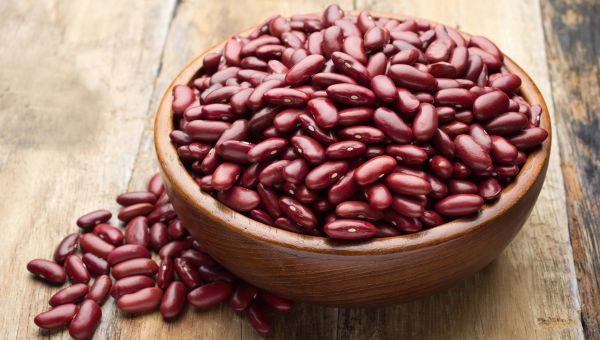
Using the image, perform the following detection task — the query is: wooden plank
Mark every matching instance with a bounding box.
[342,0,584,339]
[122,1,353,339]
[540,0,600,337]
[0,0,176,338]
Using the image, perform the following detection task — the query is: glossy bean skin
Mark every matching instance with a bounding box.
[278,196,317,228]
[117,203,154,222]
[391,195,425,218]
[305,161,348,190]
[247,138,288,163]
[117,191,157,206]
[454,134,493,171]
[147,173,166,196]
[307,97,339,128]
[76,209,112,230]
[448,179,479,194]
[158,239,194,258]
[370,75,396,102]
[188,281,234,309]
[211,162,241,191]
[111,258,158,280]
[472,91,509,120]
[157,257,174,290]
[469,124,492,151]
[490,135,518,164]
[69,300,101,340]
[27,259,66,284]
[326,83,376,106]
[326,140,366,159]
[147,203,176,225]
[82,253,110,276]
[217,186,261,212]
[509,128,548,150]
[385,173,432,196]
[124,216,149,247]
[160,281,188,319]
[396,88,420,114]
[373,107,413,143]
[335,201,383,220]
[388,64,436,91]
[93,224,124,246]
[117,287,163,314]
[88,275,112,305]
[338,107,373,126]
[484,112,529,135]
[435,194,484,216]
[282,158,310,184]
[263,88,309,107]
[429,155,453,179]
[412,103,438,141]
[53,233,80,264]
[324,219,377,239]
[111,275,155,299]
[479,177,502,201]
[34,304,78,330]
[230,281,258,312]
[49,283,89,307]
[167,219,187,240]
[354,156,397,186]
[339,125,385,144]
[365,183,393,210]
[328,169,359,205]
[186,120,232,142]
[80,234,115,259]
[179,249,216,267]
[285,54,326,85]
[420,210,445,228]
[259,290,293,312]
[107,244,151,266]
[174,258,203,289]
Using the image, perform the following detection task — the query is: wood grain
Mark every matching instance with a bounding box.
[540,0,600,338]
[0,0,591,339]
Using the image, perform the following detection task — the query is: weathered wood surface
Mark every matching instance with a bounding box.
[0,0,595,338]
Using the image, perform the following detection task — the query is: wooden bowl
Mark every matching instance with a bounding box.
[154,14,551,307]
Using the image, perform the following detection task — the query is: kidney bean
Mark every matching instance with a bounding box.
[172,85,195,114]
[229,281,258,312]
[366,52,387,77]
[153,257,173,291]
[258,159,290,186]
[76,209,112,230]
[326,141,366,159]
[122,217,148,248]
[256,290,292,312]
[249,107,280,134]
[490,135,518,164]
[470,35,503,61]
[312,72,358,87]
[250,209,274,225]
[435,194,483,216]
[173,258,202,289]
[485,112,529,135]
[80,233,115,259]
[146,173,165,197]
[188,281,234,309]
[69,299,101,339]
[91,224,123,247]
[365,183,393,210]
[210,162,241,191]
[278,196,317,228]
[306,97,339,129]
[215,140,252,164]
[117,203,154,222]
[429,155,453,179]
[284,54,326,86]
[326,83,376,106]
[419,210,444,227]
[82,253,109,276]
[428,175,449,200]
[385,173,432,196]
[178,250,214,268]
[495,164,520,179]
[323,219,376,239]
[412,103,439,141]
[388,64,436,91]
[322,25,344,57]
[49,283,88,307]
[290,135,326,164]
[490,73,521,93]
[449,162,470,180]
[354,155,397,186]
[247,301,272,334]
[53,233,79,264]
[479,177,502,201]
[370,75,396,102]
[160,281,187,320]
[34,304,78,330]
[454,134,493,171]
[436,106,456,124]
[385,145,427,165]
[117,287,163,314]
[435,88,476,108]
[186,120,232,143]
[357,11,375,32]
[447,179,478,195]
[336,201,383,221]
[469,124,492,151]
[425,38,453,63]
[167,219,187,240]
[112,258,158,280]
[202,52,221,75]
[372,107,412,143]
[327,169,359,205]
[384,209,423,233]
[88,275,112,305]
[338,107,373,126]
[263,88,309,107]
[305,161,348,190]
[116,191,157,206]
[210,67,241,85]
[363,26,389,52]
[108,244,151,266]
[298,113,338,144]
[281,158,309,184]
[343,36,367,64]
[394,88,419,115]
[204,85,242,105]
[273,108,302,132]
[217,186,261,212]
[201,104,235,121]
[472,90,509,120]
[469,47,502,71]
[391,195,425,218]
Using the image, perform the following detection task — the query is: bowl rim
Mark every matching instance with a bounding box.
[154,12,552,256]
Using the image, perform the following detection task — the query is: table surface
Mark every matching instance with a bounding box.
[1,0,598,339]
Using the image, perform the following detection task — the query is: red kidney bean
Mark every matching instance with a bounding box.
[436,106,456,124]
[307,97,339,129]
[284,54,326,86]
[451,162,471,179]
[291,135,326,164]
[469,47,501,71]
[429,155,453,179]
[343,36,367,64]
[323,219,376,239]
[375,223,402,237]
[76,209,111,230]
[210,162,241,191]
[338,107,373,126]
[197,175,214,191]
[256,44,285,59]
[202,52,221,75]
[365,183,393,210]
[49,283,88,307]
[495,164,520,179]
[370,75,396,102]
[201,104,235,121]
[515,151,527,165]
[172,85,195,114]
[248,301,272,334]
[490,73,521,93]
[258,159,289,186]
[123,216,149,247]
[435,87,477,109]
[278,196,317,228]
[367,52,387,77]
[160,281,187,319]
[117,203,154,222]
[249,107,281,135]
[250,209,274,225]
[188,281,234,309]
[186,120,232,142]
[335,201,383,221]
[259,290,293,312]
[238,163,264,189]
[470,35,503,61]
[298,113,338,144]
[329,51,371,84]
[116,191,157,206]
[485,112,529,135]
[273,108,302,132]
[210,67,241,85]
[428,175,449,199]
[322,25,344,57]
[384,209,423,233]
[490,135,518,164]
[230,88,254,114]
[363,26,389,52]
[472,90,509,120]
[204,85,242,104]
[263,88,309,107]
[395,88,420,114]
[34,304,78,330]
[111,258,158,280]
[340,125,386,145]
[108,244,151,266]
[312,72,358,87]
[479,177,502,201]
[69,299,101,339]
[217,186,261,212]
[448,179,479,195]
[390,49,419,66]
[420,210,444,228]
[385,173,432,196]
[469,124,492,151]
[167,219,187,240]
[328,169,359,204]
[88,275,112,305]
[388,64,436,91]
[92,224,123,246]
[156,257,174,290]
[117,287,163,314]
[174,257,202,289]
[454,134,493,171]
[215,140,252,164]
[305,161,348,190]
[372,107,412,143]
[412,103,439,141]
[179,249,215,267]
[282,158,310,184]
[326,83,376,106]
[391,195,424,218]
[147,173,165,196]
[230,281,257,312]
[248,138,288,163]
[354,155,397,185]
[385,144,428,165]
[435,194,483,216]
[80,233,115,259]
[53,233,79,264]
[82,253,110,276]
[326,141,366,159]
[357,11,376,32]
[509,127,548,150]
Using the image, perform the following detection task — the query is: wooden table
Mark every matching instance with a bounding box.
[1,0,597,339]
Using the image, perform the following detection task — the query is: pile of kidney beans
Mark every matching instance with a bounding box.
[169,5,548,240]
[28,173,290,338]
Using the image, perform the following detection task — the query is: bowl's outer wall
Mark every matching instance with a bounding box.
[155,14,552,307]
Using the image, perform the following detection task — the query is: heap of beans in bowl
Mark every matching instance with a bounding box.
[170,5,548,240]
